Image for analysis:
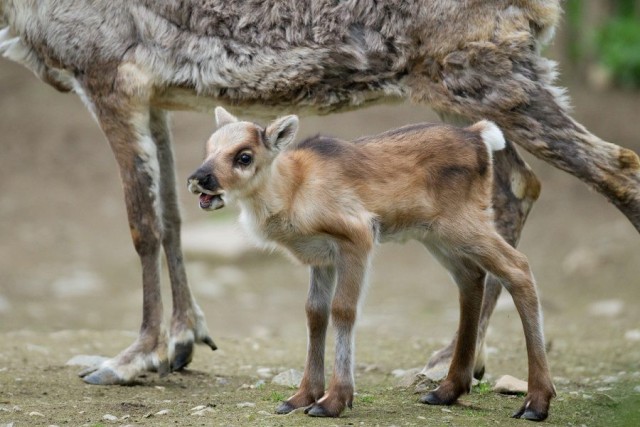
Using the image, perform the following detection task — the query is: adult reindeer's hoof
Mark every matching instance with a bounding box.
[170,308,217,371]
[79,356,170,385]
[80,366,126,385]
[79,334,170,385]
[170,335,217,372]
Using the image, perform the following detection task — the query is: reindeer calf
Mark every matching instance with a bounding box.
[188,107,555,420]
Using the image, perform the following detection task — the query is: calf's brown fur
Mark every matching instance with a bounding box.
[187,107,555,420]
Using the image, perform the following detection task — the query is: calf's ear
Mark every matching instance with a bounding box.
[215,106,238,128]
[265,115,299,151]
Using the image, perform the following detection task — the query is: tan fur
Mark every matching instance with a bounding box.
[188,109,555,419]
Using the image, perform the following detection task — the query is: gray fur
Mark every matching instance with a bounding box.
[1,1,559,114]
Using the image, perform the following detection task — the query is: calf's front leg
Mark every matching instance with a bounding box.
[306,248,371,417]
[276,265,336,414]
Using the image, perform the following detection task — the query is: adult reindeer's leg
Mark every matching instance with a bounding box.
[423,114,541,381]
[150,108,216,371]
[276,266,336,414]
[79,65,169,385]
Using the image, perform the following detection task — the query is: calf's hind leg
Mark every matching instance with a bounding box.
[418,245,486,405]
[423,135,540,381]
[462,229,555,421]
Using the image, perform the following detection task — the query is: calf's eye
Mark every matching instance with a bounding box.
[237,152,253,166]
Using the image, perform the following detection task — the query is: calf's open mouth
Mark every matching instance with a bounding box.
[199,193,225,210]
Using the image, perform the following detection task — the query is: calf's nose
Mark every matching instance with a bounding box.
[187,168,219,192]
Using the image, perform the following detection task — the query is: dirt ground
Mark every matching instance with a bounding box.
[1,45,640,427]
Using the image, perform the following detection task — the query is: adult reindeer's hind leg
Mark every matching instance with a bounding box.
[150,108,216,371]
[79,65,171,384]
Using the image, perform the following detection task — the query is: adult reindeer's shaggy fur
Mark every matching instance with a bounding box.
[1,0,638,414]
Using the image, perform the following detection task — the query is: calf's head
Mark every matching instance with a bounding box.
[188,107,299,210]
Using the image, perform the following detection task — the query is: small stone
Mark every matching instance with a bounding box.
[600,375,619,384]
[29,411,45,417]
[272,369,303,388]
[493,375,528,395]
[587,299,624,317]
[191,405,207,411]
[625,330,640,342]
[192,408,215,416]
[418,364,448,382]
[65,355,109,367]
[393,368,422,388]
[633,386,640,393]
[358,363,379,373]
[155,409,170,416]
[236,402,256,408]
[102,414,118,421]
[562,247,600,275]
[257,367,273,379]
[25,344,49,354]
[257,410,272,416]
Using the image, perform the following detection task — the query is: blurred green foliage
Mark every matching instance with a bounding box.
[566,0,640,88]
[595,16,640,88]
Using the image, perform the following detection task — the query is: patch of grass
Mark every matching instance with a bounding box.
[358,394,375,404]
[472,381,492,395]
[268,390,287,402]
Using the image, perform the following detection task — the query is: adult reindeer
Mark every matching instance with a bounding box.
[1,0,638,405]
